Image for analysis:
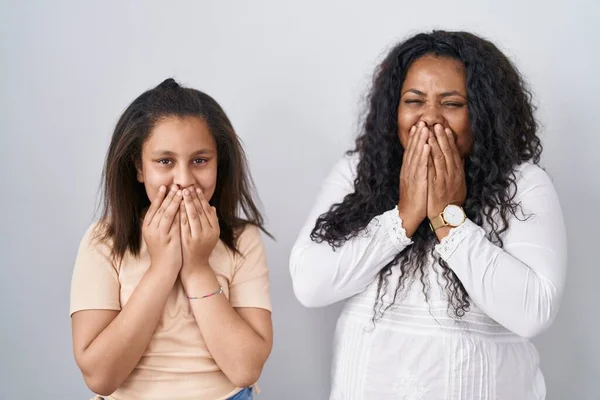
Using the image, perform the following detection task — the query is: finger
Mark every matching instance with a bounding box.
[180,202,191,236]
[416,142,430,182]
[160,189,183,233]
[144,185,167,226]
[154,185,179,228]
[208,206,219,230]
[428,128,447,177]
[434,124,455,173]
[427,150,435,187]
[183,188,201,236]
[445,127,463,169]
[196,188,214,229]
[409,125,430,177]
[402,124,418,168]
[405,121,425,168]
[190,187,205,223]
[428,149,436,182]
[427,149,436,213]
[171,203,181,235]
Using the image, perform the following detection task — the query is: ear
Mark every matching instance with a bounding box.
[135,159,144,183]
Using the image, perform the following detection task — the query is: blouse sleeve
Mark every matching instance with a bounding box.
[290,154,413,307]
[434,163,568,338]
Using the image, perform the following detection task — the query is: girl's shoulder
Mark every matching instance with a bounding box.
[77,220,116,266]
[234,223,264,252]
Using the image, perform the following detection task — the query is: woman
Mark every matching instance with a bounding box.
[290,31,567,399]
[70,78,272,400]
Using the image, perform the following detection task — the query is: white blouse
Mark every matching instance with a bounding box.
[289,153,567,400]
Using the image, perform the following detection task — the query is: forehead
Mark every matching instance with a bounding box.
[402,55,466,89]
[144,116,216,151]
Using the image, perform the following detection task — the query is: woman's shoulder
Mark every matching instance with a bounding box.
[325,151,361,186]
[514,161,551,182]
[512,161,556,195]
[336,151,360,172]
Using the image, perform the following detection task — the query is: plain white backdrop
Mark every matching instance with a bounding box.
[1,1,598,398]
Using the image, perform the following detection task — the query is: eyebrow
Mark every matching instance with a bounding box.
[402,89,467,99]
[151,149,215,157]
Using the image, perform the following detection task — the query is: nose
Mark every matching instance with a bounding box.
[420,103,444,128]
[173,165,195,189]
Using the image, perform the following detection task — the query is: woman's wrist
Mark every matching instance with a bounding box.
[433,226,452,241]
[397,207,422,238]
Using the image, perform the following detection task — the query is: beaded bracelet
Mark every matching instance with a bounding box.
[187,286,224,300]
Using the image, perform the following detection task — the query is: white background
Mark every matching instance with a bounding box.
[1,1,598,398]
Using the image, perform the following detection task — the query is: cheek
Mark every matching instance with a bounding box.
[447,111,473,156]
[141,166,172,200]
[456,132,474,157]
[194,166,218,201]
[397,107,419,148]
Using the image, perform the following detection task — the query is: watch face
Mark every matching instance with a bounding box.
[443,204,465,226]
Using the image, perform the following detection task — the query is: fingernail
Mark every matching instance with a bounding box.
[171,185,178,191]
[183,189,189,196]
[176,190,182,196]
[159,186,166,192]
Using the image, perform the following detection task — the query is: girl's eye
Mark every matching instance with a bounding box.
[193,158,207,165]
[404,100,423,104]
[157,159,172,165]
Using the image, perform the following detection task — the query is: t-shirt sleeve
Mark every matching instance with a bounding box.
[228,224,272,311]
[69,223,121,316]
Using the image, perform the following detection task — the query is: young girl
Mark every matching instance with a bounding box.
[70,78,272,400]
[290,31,567,399]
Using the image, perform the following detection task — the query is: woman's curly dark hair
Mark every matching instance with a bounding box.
[310,30,542,321]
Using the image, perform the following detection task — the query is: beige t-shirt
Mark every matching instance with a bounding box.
[70,222,271,400]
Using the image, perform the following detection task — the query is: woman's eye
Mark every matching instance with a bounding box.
[444,102,465,108]
[193,158,207,164]
[157,159,172,165]
[405,100,423,104]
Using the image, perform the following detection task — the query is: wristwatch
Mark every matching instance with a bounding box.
[429,204,467,231]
